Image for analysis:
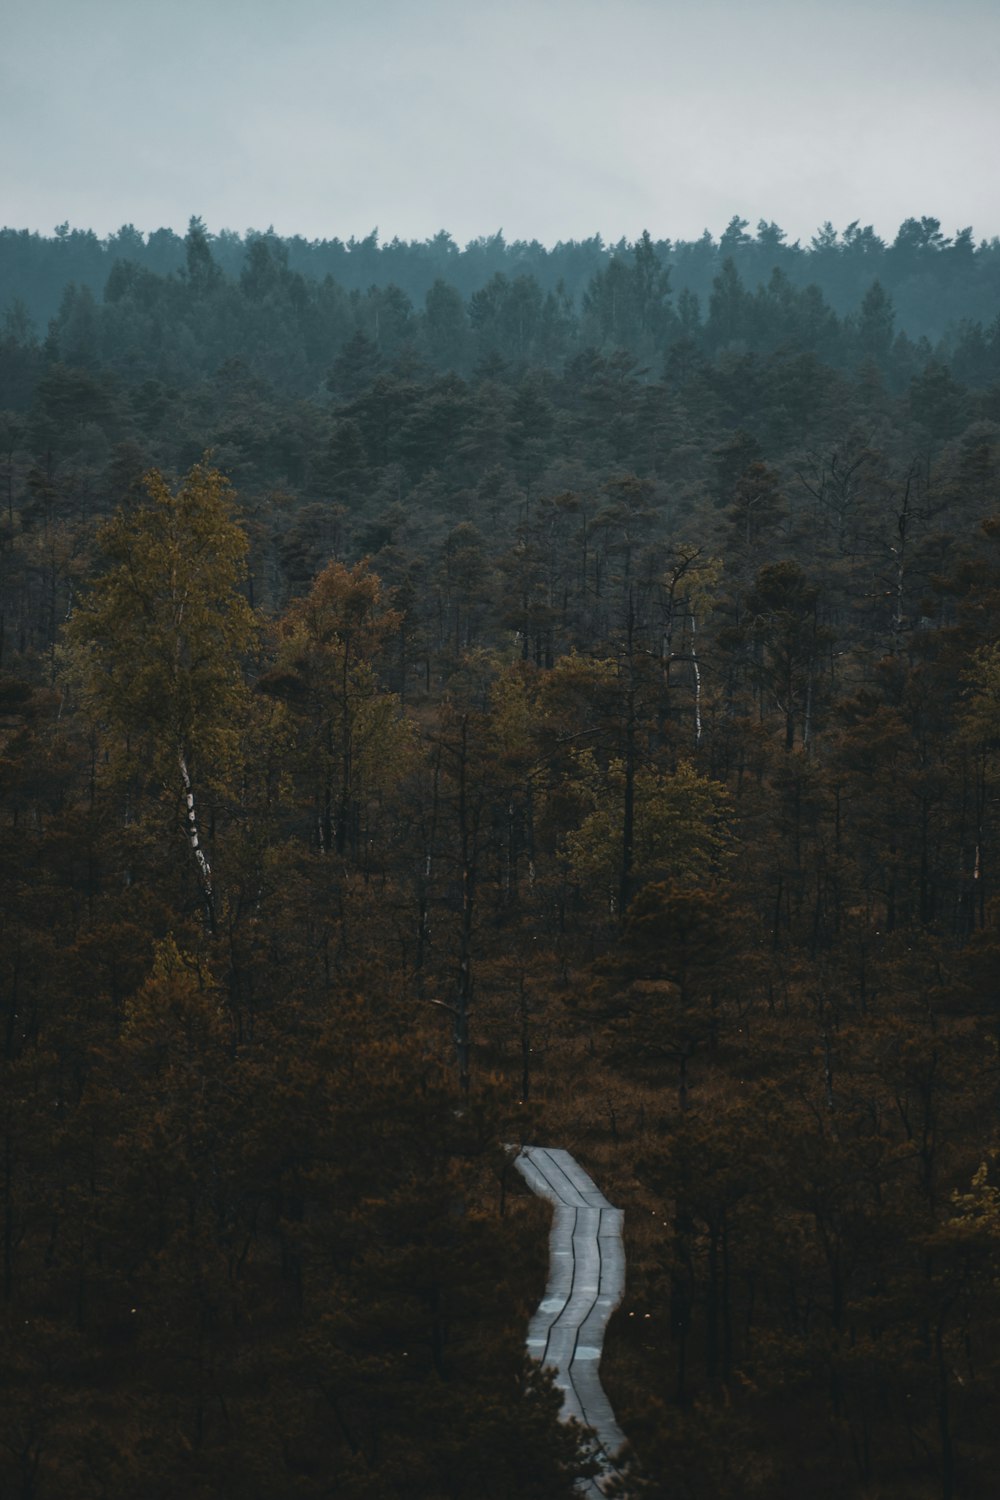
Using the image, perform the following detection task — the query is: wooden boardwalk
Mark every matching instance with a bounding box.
[514,1146,628,1497]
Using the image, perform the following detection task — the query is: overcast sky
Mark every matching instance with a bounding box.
[3,0,998,248]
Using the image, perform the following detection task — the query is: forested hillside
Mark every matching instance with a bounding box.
[2,220,1000,1499]
[4,213,1000,363]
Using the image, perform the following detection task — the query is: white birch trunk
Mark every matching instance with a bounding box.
[689,609,702,745]
[178,749,214,924]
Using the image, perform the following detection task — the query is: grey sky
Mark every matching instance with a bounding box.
[3,0,998,247]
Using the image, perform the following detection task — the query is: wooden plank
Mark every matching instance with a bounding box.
[514,1146,629,1496]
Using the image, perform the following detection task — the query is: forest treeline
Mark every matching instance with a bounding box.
[1,213,1000,1498]
[3,214,1000,385]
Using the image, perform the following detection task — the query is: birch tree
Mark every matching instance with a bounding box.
[64,462,256,931]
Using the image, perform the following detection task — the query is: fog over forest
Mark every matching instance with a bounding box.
[3,211,1000,345]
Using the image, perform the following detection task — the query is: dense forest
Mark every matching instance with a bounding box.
[2,216,1000,1499]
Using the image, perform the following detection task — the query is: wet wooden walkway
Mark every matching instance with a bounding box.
[514,1146,628,1496]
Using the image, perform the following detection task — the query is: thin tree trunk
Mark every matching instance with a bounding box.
[689,609,702,745]
[178,749,215,932]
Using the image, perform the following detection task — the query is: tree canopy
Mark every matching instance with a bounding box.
[3,205,1000,1497]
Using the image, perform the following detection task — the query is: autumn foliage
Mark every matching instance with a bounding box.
[3,237,1000,1497]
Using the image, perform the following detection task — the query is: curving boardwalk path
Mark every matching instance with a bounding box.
[514,1146,628,1496]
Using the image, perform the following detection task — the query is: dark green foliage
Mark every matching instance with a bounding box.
[3,213,1000,1499]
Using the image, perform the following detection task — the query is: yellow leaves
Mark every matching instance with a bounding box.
[563,744,603,805]
[536,652,618,725]
[265,560,415,816]
[280,557,401,659]
[662,544,723,616]
[353,691,418,793]
[946,1162,1000,1238]
[487,667,536,764]
[120,936,227,1059]
[64,462,257,786]
[927,1164,1000,1290]
[565,758,734,903]
[960,641,1000,754]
